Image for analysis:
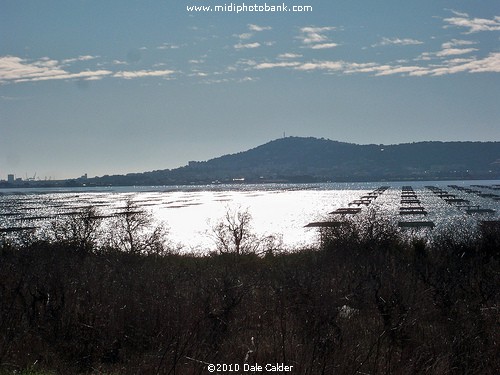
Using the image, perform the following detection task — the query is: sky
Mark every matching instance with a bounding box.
[1,0,499,180]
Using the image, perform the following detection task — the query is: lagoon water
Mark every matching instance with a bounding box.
[1,180,499,252]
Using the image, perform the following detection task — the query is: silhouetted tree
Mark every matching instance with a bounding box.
[49,205,103,252]
[108,200,168,255]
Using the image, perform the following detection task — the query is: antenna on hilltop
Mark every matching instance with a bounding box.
[283,131,286,138]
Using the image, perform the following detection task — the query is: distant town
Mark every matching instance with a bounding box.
[0,173,90,188]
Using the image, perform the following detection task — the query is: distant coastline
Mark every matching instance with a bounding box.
[2,137,499,188]
[2,176,500,190]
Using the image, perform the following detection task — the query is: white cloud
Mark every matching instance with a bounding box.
[234,42,261,49]
[449,10,469,18]
[444,12,500,33]
[372,37,424,47]
[300,26,336,34]
[0,56,112,83]
[236,32,253,40]
[436,48,478,57]
[0,55,182,84]
[418,52,433,61]
[238,76,258,82]
[248,24,272,32]
[374,65,429,76]
[297,26,339,51]
[157,43,180,50]
[62,55,98,64]
[232,25,271,47]
[278,53,303,59]
[466,52,500,73]
[298,26,336,44]
[368,52,500,76]
[441,39,476,49]
[254,61,301,69]
[247,44,500,78]
[15,70,113,83]
[309,43,339,50]
[295,60,344,71]
[342,62,381,74]
[446,57,476,64]
[287,60,428,77]
[227,59,258,72]
[189,72,208,77]
[113,69,176,79]
[417,37,478,61]
[430,52,500,75]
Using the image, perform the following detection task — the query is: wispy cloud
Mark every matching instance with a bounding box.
[310,43,339,50]
[254,61,301,70]
[298,26,339,50]
[234,42,261,49]
[299,26,336,44]
[227,59,258,72]
[236,32,253,40]
[0,55,178,84]
[435,47,478,57]
[157,43,181,50]
[112,60,128,65]
[278,53,303,59]
[0,56,112,84]
[372,37,424,47]
[247,49,500,77]
[444,11,500,33]
[3,9,499,86]
[62,55,99,64]
[188,71,208,77]
[233,24,272,50]
[17,70,112,83]
[429,52,500,75]
[295,60,344,71]
[113,70,176,79]
[242,12,498,78]
[441,39,476,49]
[418,38,478,60]
[248,24,272,32]
[373,65,429,76]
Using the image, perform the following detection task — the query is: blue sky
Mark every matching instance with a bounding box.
[1,0,499,180]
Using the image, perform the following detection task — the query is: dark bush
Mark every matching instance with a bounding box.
[0,210,498,374]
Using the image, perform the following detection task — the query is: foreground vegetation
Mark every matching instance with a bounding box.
[0,205,499,374]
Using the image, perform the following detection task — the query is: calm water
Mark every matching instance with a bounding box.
[1,180,499,251]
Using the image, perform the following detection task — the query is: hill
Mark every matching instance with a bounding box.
[88,137,500,185]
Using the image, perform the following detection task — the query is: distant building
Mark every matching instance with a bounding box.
[7,174,14,183]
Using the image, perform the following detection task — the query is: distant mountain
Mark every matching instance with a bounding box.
[87,137,500,186]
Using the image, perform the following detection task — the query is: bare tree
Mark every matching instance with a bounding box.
[211,207,281,255]
[212,208,256,255]
[109,200,168,255]
[50,205,103,252]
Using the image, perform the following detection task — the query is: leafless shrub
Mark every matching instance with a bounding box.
[49,206,103,252]
[106,200,169,255]
[1,210,498,374]
[211,207,282,256]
